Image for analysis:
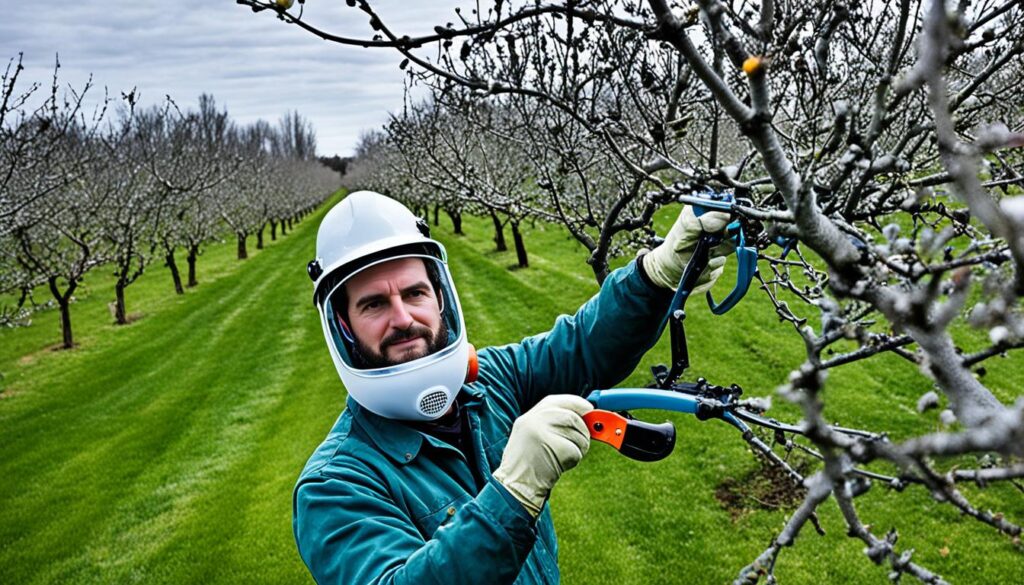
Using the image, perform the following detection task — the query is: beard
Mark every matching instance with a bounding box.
[351,320,450,369]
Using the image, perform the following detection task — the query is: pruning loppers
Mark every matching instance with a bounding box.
[659,190,760,387]
[583,190,764,461]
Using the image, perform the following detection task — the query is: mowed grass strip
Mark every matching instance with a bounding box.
[1,195,1021,584]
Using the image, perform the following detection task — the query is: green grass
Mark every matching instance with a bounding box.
[1,196,1021,583]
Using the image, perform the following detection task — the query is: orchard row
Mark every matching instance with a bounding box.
[0,56,339,347]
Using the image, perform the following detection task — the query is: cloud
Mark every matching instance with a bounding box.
[0,0,465,156]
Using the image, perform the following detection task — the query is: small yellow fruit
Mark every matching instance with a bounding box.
[276,0,295,9]
[742,56,764,75]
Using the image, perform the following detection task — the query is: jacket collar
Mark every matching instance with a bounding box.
[348,385,485,466]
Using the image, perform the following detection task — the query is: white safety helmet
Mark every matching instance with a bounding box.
[308,191,476,421]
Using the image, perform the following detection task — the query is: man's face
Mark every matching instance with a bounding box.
[344,258,444,367]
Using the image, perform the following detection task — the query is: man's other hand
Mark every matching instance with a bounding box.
[493,395,594,517]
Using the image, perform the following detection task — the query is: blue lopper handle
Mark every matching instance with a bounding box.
[588,388,700,414]
[587,388,747,431]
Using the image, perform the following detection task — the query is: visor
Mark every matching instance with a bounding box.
[322,254,464,373]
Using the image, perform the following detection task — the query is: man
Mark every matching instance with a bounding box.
[294,190,729,584]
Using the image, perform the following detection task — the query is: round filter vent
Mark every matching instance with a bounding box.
[418,389,448,416]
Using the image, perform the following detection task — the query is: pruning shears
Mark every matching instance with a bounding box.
[582,410,677,462]
[585,381,877,460]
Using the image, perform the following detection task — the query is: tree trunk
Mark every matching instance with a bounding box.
[237,232,248,260]
[433,204,440,226]
[490,211,507,251]
[281,219,288,236]
[58,297,73,349]
[114,280,128,325]
[256,225,265,249]
[511,221,529,268]
[166,251,184,295]
[49,276,76,349]
[590,256,609,286]
[270,220,278,241]
[187,245,199,288]
[447,209,463,235]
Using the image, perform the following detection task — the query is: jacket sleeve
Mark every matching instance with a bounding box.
[294,467,537,585]
[477,258,673,415]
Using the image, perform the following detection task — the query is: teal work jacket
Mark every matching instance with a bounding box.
[293,260,672,584]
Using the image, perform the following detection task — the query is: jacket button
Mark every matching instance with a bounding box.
[404,453,412,461]
[447,507,456,516]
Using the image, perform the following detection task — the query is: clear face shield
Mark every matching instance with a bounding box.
[321,255,465,375]
[310,198,471,421]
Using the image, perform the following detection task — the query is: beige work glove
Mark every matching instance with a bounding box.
[642,205,732,293]
[493,395,594,518]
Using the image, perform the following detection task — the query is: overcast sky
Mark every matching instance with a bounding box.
[0,0,465,157]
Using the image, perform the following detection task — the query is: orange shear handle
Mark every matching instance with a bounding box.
[583,409,629,450]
